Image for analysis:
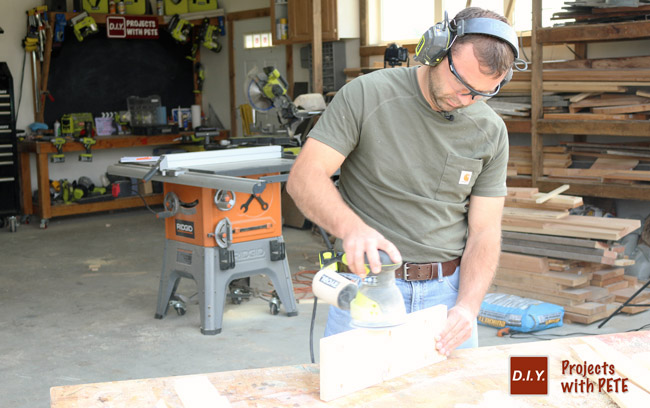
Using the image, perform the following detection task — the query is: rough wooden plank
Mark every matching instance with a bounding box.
[581,336,650,395]
[501,243,616,265]
[544,112,648,120]
[603,280,629,293]
[502,239,618,259]
[564,302,606,316]
[503,81,630,93]
[535,184,571,203]
[591,268,625,281]
[319,305,446,402]
[503,207,569,219]
[570,95,650,109]
[498,252,549,273]
[570,343,650,407]
[501,231,604,249]
[496,267,592,287]
[612,286,650,303]
[593,103,650,115]
[590,158,639,170]
[564,304,618,324]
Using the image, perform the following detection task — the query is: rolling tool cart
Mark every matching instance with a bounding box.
[0,63,21,232]
[108,146,298,334]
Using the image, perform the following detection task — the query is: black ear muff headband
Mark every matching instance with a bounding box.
[414,12,528,75]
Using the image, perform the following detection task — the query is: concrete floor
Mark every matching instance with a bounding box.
[2,208,649,408]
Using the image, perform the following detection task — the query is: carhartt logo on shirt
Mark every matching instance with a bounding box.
[459,171,472,185]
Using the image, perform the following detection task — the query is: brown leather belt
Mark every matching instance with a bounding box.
[394,258,461,281]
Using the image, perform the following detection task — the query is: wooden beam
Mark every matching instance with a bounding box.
[512,69,650,82]
[360,0,369,68]
[286,45,294,98]
[537,20,650,44]
[320,305,446,401]
[530,0,543,186]
[228,17,236,138]
[535,184,569,204]
[545,55,650,70]
[504,0,516,23]
[225,8,270,21]
[312,0,323,94]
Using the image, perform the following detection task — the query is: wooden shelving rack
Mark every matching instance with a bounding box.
[510,2,650,201]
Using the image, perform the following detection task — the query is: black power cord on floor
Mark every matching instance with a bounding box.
[503,322,650,341]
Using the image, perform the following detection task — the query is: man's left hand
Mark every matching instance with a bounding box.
[435,305,475,356]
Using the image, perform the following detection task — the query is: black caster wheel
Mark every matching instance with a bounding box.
[168,296,187,316]
[269,292,281,315]
[270,302,279,315]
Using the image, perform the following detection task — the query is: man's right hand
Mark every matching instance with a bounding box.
[341,223,402,277]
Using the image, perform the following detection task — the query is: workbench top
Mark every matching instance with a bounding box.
[50,330,650,407]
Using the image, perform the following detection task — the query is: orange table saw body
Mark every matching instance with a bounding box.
[163,173,282,247]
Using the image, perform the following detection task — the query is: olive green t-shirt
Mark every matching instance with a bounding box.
[308,66,508,262]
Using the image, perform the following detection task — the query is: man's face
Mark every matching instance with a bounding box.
[426,43,507,112]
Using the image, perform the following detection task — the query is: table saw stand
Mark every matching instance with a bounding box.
[108,146,298,334]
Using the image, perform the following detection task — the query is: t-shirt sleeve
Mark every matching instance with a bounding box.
[471,123,509,197]
[306,78,363,157]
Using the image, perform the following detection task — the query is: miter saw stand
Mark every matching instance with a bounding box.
[108,146,298,335]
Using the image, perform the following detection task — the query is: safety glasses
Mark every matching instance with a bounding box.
[447,50,501,100]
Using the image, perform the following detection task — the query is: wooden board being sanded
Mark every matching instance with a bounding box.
[319,305,447,401]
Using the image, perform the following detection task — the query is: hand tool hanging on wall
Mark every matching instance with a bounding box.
[168,14,193,44]
[69,12,98,42]
[199,18,221,53]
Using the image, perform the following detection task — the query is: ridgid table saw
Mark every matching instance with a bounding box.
[107,146,298,334]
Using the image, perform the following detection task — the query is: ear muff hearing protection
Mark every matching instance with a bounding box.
[414,11,527,88]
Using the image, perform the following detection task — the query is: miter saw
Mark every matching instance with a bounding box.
[245,66,310,140]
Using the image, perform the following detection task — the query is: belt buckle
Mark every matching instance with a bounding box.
[402,262,414,281]
[403,262,437,281]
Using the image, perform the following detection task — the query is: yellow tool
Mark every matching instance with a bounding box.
[69,12,98,42]
[50,137,66,163]
[312,250,407,328]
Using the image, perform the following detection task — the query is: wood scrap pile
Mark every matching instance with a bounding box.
[490,186,646,324]
[546,91,650,121]
[486,95,568,118]
[508,145,572,176]
[508,142,650,184]
[552,1,650,25]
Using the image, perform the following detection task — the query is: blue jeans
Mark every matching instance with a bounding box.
[323,265,478,350]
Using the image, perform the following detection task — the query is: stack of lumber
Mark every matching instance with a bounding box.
[486,95,569,118]
[552,1,650,25]
[546,92,650,121]
[490,186,645,323]
[491,252,649,324]
[547,156,650,184]
[502,187,640,242]
[508,145,572,176]
[564,140,650,162]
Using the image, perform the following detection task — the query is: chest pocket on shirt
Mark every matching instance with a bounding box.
[435,153,483,203]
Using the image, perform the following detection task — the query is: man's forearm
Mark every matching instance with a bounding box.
[455,227,501,316]
[286,166,363,240]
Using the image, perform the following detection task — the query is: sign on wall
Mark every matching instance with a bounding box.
[106,16,159,40]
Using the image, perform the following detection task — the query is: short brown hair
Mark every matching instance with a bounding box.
[452,7,515,77]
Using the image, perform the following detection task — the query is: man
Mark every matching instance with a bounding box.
[287,7,515,355]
